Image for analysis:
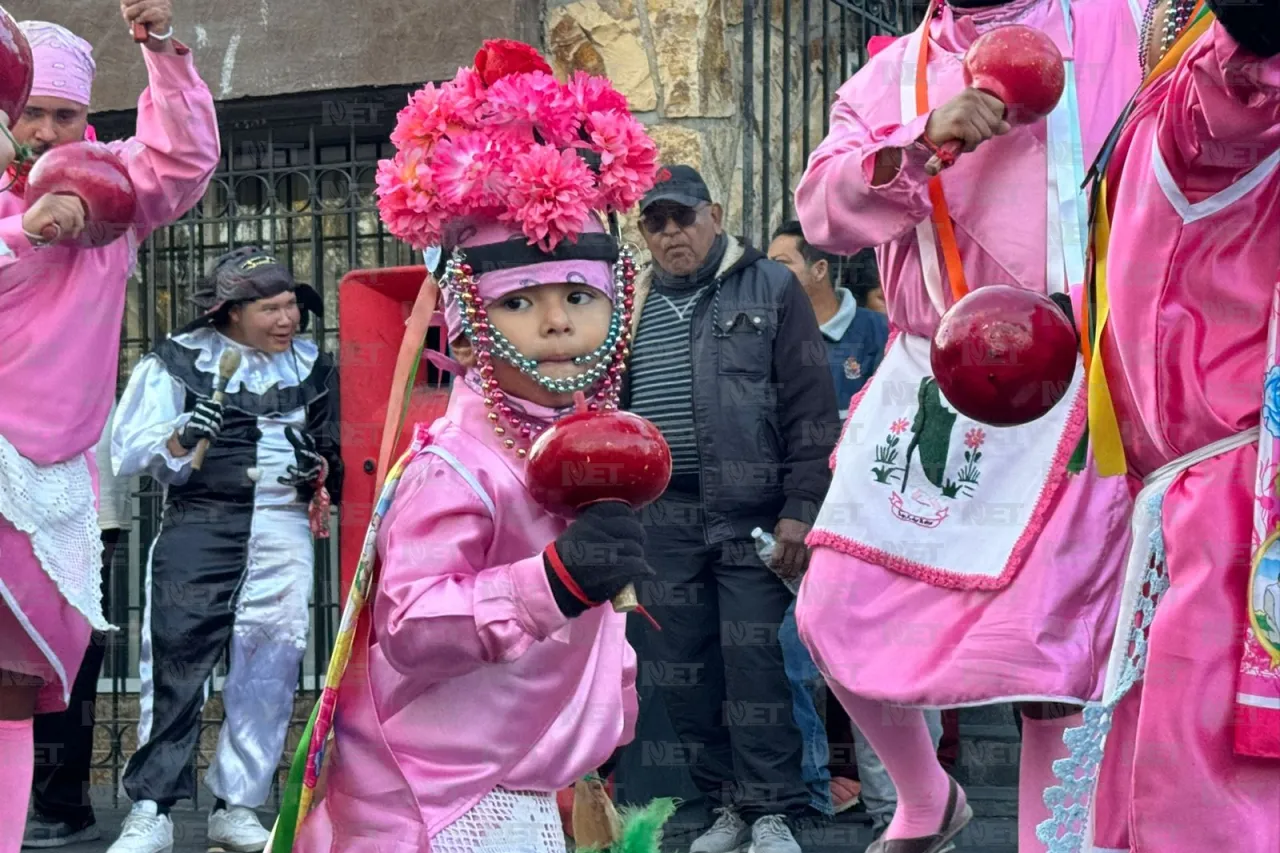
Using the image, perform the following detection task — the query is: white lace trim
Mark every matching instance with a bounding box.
[0,434,109,631]
[176,327,317,396]
[432,788,567,853]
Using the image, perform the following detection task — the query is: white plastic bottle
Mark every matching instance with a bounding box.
[753,527,801,594]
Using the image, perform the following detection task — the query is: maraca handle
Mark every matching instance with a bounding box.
[925,139,963,175]
[132,22,149,42]
[612,584,639,613]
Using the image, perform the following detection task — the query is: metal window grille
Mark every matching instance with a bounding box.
[739,0,927,249]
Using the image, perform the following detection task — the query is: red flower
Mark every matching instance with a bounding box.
[964,428,986,450]
[474,39,553,87]
[890,418,909,435]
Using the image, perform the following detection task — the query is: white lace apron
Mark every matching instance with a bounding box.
[0,433,109,631]
[1037,427,1259,852]
[809,0,1089,590]
[432,788,567,853]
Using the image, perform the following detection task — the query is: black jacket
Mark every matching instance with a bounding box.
[622,236,839,542]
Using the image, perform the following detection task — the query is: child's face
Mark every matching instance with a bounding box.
[478,281,614,408]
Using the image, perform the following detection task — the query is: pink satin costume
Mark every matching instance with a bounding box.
[792,0,1139,709]
[293,381,638,852]
[1088,22,1280,853]
[0,41,219,713]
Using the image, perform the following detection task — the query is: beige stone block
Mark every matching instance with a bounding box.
[647,0,735,118]
[547,0,658,112]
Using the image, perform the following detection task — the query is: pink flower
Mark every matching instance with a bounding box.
[567,70,630,116]
[502,145,596,251]
[375,152,448,249]
[583,110,659,211]
[486,71,579,146]
[965,428,986,449]
[429,130,516,214]
[390,84,447,150]
[890,418,910,435]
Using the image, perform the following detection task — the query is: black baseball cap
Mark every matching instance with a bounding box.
[640,164,713,212]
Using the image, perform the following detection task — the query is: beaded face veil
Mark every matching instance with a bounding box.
[375,40,659,455]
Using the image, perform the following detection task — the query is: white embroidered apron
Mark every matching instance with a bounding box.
[810,0,1088,590]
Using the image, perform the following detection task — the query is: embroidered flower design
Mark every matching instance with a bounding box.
[964,428,986,450]
[890,418,909,435]
[1265,366,1280,439]
[843,356,862,381]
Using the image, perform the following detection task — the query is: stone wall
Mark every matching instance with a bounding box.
[546,0,875,248]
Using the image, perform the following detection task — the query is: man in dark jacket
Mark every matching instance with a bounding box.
[621,165,839,853]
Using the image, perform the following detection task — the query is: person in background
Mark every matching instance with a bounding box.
[23,402,131,849]
[767,221,941,832]
[769,221,889,418]
[109,248,341,853]
[622,165,839,853]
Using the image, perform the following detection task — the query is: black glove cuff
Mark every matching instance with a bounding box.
[543,550,590,619]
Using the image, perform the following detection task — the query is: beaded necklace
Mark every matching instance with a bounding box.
[440,246,639,458]
[1139,0,1196,70]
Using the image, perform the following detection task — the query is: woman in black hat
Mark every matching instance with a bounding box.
[108,247,341,853]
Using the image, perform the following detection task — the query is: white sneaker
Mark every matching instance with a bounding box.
[106,801,174,853]
[690,807,751,853]
[207,806,271,853]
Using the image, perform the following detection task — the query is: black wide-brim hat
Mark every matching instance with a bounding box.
[175,246,324,336]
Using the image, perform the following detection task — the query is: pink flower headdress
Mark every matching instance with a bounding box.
[376,40,660,253]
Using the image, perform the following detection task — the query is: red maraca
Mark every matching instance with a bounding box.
[526,391,672,612]
[25,141,138,247]
[929,24,1065,173]
[931,285,1078,427]
[0,6,32,130]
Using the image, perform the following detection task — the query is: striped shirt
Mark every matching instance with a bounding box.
[628,283,709,479]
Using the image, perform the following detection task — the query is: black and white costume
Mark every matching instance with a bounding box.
[112,324,340,811]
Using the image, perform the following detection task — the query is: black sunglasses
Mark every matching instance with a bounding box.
[642,205,702,234]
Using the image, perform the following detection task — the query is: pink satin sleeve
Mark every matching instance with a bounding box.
[107,43,221,241]
[794,91,935,254]
[373,452,571,683]
[1158,23,1280,203]
[0,214,36,280]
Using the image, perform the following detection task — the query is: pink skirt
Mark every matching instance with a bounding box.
[796,455,1133,707]
[1092,448,1280,853]
[0,515,91,714]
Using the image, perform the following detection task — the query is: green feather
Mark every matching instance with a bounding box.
[578,797,679,853]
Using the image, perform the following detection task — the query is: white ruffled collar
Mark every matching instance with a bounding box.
[174,327,318,396]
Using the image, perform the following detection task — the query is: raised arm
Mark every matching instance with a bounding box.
[112,354,197,484]
[108,2,220,241]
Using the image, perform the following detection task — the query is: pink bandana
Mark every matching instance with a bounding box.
[19,21,95,107]
[442,216,614,341]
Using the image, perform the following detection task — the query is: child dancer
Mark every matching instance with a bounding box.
[278,40,669,853]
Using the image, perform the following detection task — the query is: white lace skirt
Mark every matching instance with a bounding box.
[0,434,107,630]
[432,788,567,853]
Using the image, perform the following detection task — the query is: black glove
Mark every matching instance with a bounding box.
[176,399,224,450]
[543,502,654,618]
[1048,292,1080,346]
[1206,0,1280,58]
[278,426,325,488]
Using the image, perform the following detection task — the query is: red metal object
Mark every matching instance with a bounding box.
[132,22,149,42]
[935,24,1065,168]
[337,265,450,598]
[0,6,33,129]
[25,141,137,246]
[930,285,1078,427]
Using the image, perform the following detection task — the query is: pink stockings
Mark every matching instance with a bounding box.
[828,682,962,840]
[0,717,34,853]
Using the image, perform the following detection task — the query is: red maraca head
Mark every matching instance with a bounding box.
[526,394,673,518]
[962,24,1065,126]
[25,141,138,247]
[0,8,32,129]
[930,285,1078,427]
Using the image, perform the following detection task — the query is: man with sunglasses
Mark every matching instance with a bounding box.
[621,165,839,853]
